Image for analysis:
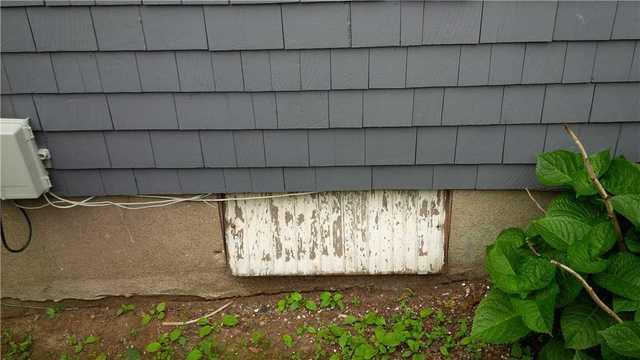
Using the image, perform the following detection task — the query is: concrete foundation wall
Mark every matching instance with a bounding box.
[1,190,554,301]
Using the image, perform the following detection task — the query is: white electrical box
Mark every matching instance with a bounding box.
[1,118,51,200]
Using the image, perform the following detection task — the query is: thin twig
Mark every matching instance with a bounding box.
[525,188,546,215]
[550,260,623,323]
[526,241,541,256]
[162,301,233,326]
[562,124,625,250]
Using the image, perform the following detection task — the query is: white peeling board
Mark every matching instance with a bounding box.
[224,191,447,276]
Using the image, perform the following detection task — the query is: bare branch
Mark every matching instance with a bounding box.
[562,124,625,251]
[526,241,541,256]
[550,260,623,323]
[525,188,546,215]
[162,301,233,326]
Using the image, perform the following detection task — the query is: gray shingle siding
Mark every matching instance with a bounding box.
[91,6,145,50]
[1,8,36,52]
[2,0,638,195]
[3,84,638,131]
[422,1,481,45]
[480,1,555,43]
[282,3,350,49]
[4,42,640,94]
[553,1,617,41]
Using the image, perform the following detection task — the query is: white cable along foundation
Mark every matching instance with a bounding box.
[13,191,317,210]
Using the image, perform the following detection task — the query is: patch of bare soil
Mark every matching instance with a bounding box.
[1,279,510,359]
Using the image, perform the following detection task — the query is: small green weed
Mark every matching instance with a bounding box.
[141,302,166,326]
[221,314,238,327]
[299,302,486,360]
[250,330,270,349]
[45,304,64,318]
[2,328,32,360]
[186,337,225,360]
[145,328,187,360]
[319,291,345,310]
[66,334,99,354]
[276,292,304,312]
[277,291,347,313]
[116,304,135,317]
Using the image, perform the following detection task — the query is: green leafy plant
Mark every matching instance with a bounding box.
[276,292,304,312]
[65,334,99,354]
[123,347,142,360]
[45,304,64,318]
[319,291,345,310]
[187,318,225,359]
[186,337,225,360]
[221,313,238,327]
[145,328,187,360]
[250,330,270,349]
[2,328,32,360]
[141,302,166,326]
[302,301,481,360]
[471,125,640,359]
[282,334,294,348]
[276,291,346,313]
[116,304,135,317]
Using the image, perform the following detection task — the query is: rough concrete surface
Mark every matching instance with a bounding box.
[1,197,225,301]
[446,190,556,276]
[2,190,557,301]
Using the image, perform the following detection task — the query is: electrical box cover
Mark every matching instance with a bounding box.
[1,118,51,200]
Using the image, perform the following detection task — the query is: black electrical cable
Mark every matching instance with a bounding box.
[1,205,33,253]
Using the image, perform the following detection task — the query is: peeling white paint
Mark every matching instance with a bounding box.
[224,191,447,276]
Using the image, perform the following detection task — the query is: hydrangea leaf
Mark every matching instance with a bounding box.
[471,289,530,344]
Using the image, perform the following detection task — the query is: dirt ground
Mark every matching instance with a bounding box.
[1,279,511,359]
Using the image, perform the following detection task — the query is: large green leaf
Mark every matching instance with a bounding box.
[556,271,583,308]
[571,149,611,197]
[537,150,583,185]
[625,228,640,254]
[546,194,607,225]
[613,297,640,313]
[561,302,615,350]
[518,256,557,292]
[590,149,613,177]
[495,227,526,248]
[471,289,530,344]
[486,244,521,294]
[593,253,640,301]
[573,351,596,360]
[538,339,574,360]
[599,322,640,359]
[536,150,611,196]
[601,157,640,195]
[567,238,609,273]
[585,221,618,256]
[567,222,616,273]
[530,216,592,251]
[601,343,634,360]
[511,283,559,334]
[611,195,640,228]
[486,228,555,294]
[486,244,555,294]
